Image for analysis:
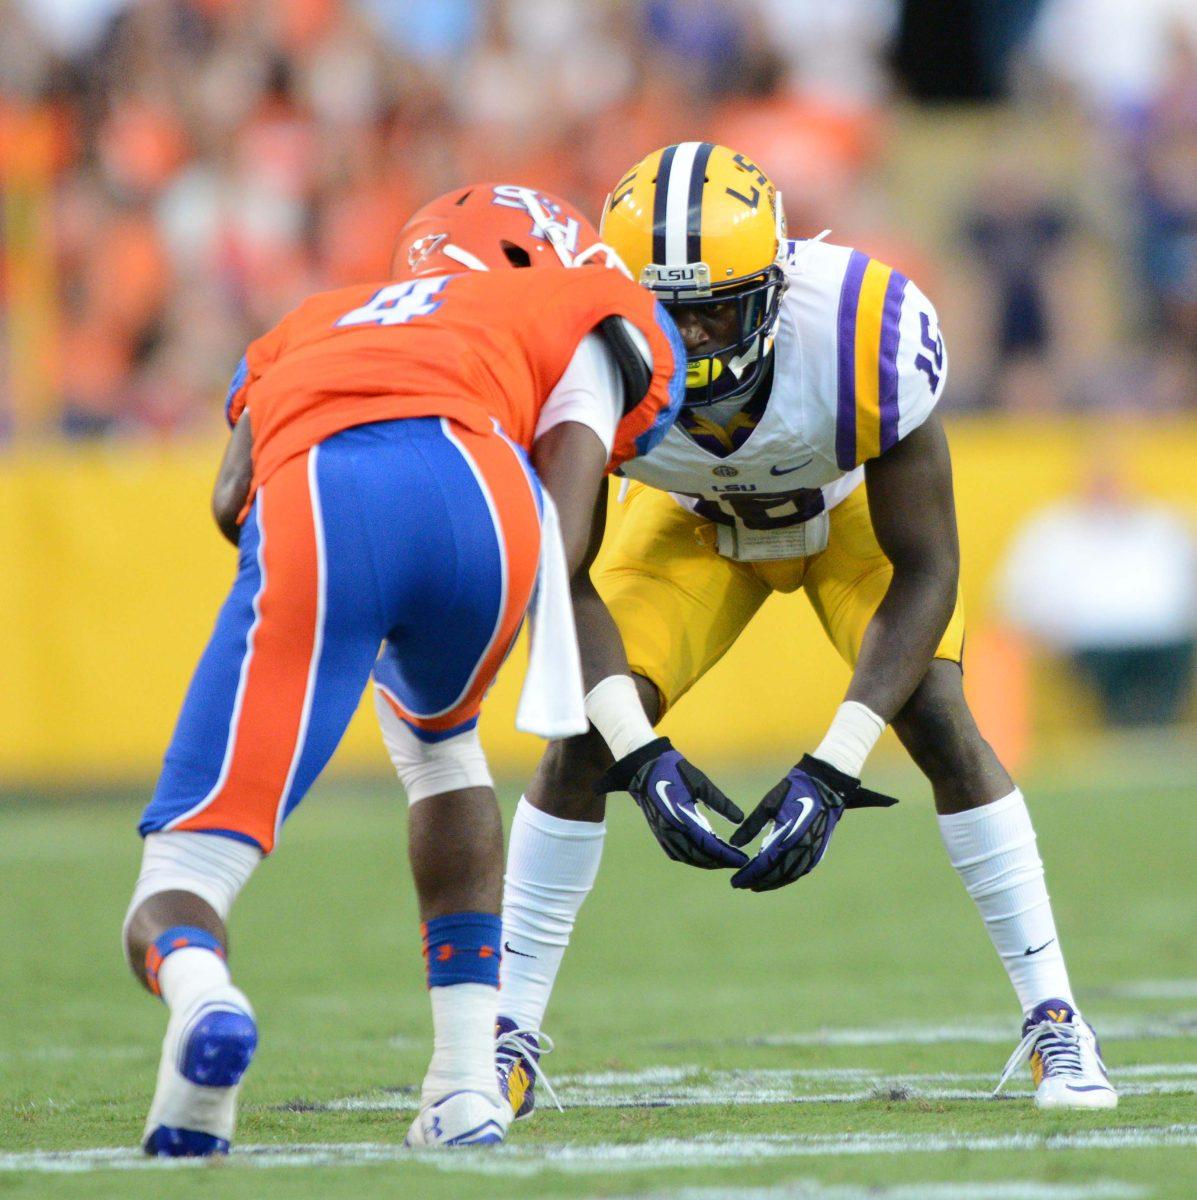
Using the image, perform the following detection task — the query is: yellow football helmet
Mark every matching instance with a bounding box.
[600,142,787,406]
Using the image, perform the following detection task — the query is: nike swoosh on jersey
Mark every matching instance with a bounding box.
[769,457,814,476]
[503,941,536,959]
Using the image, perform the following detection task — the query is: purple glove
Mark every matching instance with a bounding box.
[595,737,748,869]
[729,754,898,892]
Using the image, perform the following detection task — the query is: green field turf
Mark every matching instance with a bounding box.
[2,747,1195,1199]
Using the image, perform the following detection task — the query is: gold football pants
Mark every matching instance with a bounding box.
[595,481,965,715]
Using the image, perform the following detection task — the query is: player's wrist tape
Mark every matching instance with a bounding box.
[812,701,885,778]
[585,674,657,760]
[145,926,226,997]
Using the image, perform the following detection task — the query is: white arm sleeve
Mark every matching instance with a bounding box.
[533,331,625,457]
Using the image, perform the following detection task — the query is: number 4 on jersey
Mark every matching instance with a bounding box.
[335,277,450,328]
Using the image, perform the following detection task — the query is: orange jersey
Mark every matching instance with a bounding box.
[226,268,685,494]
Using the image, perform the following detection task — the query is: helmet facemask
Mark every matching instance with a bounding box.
[651,264,785,408]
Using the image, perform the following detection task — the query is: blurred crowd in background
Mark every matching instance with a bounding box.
[2,0,1197,440]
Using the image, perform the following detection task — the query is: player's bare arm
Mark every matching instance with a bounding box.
[530,394,746,869]
[849,411,960,721]
[211,415,253,547]
[529,420,610,581]
[524,485,658,824]
[552,481,635,688]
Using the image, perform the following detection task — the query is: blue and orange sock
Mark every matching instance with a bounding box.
[421,913,501,989]
[145,925,226,998]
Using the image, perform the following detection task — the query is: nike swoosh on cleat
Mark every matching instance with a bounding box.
[1023,939,1056,956]
[770,457,814,476]
[1064,1084,1115,1093]
[503,941,536,959]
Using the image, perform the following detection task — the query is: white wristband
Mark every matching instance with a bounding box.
[812,701,885,778]
[584,675,656,760]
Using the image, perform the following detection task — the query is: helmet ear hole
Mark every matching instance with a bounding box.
[501,240,533,268]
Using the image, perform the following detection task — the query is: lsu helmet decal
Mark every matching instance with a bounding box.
[601,143,787,406]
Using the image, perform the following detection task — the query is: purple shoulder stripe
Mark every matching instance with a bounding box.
[877,270,909,454]
[835,251,869,470]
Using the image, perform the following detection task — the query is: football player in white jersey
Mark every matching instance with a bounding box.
[494,143,1116,1116]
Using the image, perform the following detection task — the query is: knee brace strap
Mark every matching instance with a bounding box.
[375,690,493,805]
[124,831,261,964]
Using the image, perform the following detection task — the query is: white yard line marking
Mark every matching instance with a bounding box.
[2,1126,1194,1175]
[325,1080,1197,1112]
[1116,1063,1197,1077]
[322,1063,1197,1112]
[1102,981,1197,1001]
[606,1183,1149,1200]
[4,1010,1190,1064]
[0,1045,148,1063]
[737,1015,1196,1048]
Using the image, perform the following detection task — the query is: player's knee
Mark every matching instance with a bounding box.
[375,694,493,806]
[894,664,985,784]
[528,671,660,819]
[633,672,663,725]
[123,831,257,979]
[527,726,612,819]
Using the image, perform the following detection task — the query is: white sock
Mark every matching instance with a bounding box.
[938,789,1076,1016]
[499,797,606,1030]
[158,947,238,1015]
[422,983,500,1105]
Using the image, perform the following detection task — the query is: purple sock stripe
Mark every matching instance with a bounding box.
[835,250,869,469]
[145,925,225,998]
[877,269,908,454]
[422,912,501,989]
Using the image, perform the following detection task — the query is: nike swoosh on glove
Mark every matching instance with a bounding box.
[595,737,748,869]
[729,754,898,892]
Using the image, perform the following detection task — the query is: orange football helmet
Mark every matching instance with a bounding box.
[391,183,615,278]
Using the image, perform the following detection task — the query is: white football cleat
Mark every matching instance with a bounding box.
[404,1089,511,1148]
[142,986,258,1156]
[994,999,1117,1109]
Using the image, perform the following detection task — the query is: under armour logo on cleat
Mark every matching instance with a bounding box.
[503,941,536,959]
[1023,939,1056,956]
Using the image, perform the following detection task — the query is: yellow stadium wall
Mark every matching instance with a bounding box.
[3,417,1195,787]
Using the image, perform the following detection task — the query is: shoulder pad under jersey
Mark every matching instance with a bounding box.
[779,239,948,469]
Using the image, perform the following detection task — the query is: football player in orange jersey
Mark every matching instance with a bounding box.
[120,183,742,1154]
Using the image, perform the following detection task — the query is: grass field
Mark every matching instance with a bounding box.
[2,744,1195,1199]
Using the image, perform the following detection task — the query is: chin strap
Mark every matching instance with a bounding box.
[781,228,832,271]
[442,243,491,272]
[573,241,633,278]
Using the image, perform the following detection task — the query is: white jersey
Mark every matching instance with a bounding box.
[621,238,948,560]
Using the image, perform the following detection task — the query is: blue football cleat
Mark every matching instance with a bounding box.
[142,989,258,1156]
[495,1016,560,1120]
[994,998,1117,1109]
